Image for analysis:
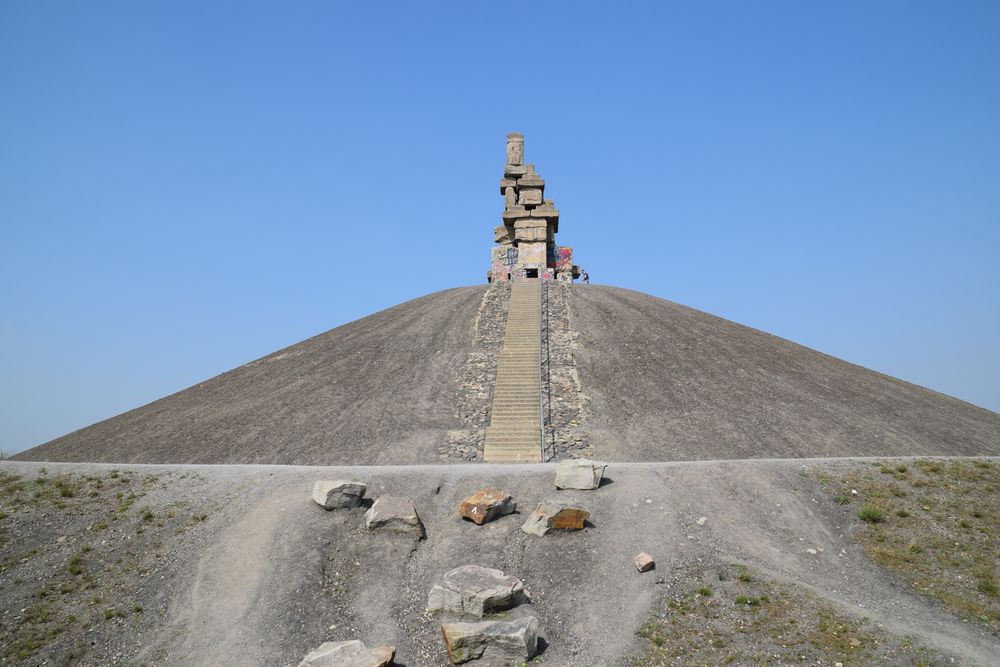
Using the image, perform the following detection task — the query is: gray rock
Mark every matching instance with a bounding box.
[521,500,589,537]
[427,565,528,617]
[365,496,424,536]
[298,640,395,667]
[440,616,538,664]
[312,480,367,510]
[554,458,608,490]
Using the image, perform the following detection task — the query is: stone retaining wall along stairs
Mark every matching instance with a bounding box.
[484,279,542,462]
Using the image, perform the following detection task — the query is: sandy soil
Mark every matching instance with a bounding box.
[3,458,998,666]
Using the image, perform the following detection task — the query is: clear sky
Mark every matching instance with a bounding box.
[2,2,998,454]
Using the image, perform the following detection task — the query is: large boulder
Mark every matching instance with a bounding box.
[365,496,425,536]
[440,617,538,665]
[298,640,394,666]
[312,480,367,510]
[521,500,589,537]
[427,565,528,617]
[458,488,515,525]
[554,458,608,490]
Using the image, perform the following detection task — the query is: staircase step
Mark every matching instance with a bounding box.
[484,280,542,464]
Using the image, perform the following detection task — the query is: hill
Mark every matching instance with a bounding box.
[15,285,1000,464]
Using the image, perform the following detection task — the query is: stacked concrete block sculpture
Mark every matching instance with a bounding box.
[488,133,582,283]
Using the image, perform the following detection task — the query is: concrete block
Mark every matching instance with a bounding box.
[504,186,516,209]
[518,187,543,205]
[494,225,515,245]
[513,218,547,230]
[515,226,547,243]
[517,242,546,267]
[519,173,544,188]
[506,132,524,166]
[502,206,528,223]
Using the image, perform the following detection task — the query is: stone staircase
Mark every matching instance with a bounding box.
[483,280,542,462]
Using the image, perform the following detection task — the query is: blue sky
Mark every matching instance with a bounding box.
[2,2,998,454]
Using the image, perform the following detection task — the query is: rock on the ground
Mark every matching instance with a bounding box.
[298,639,395,667]
[440,617,538,665]
[311,480,367,509]
[521,500,589,537]
[634,552,655,572]
[365,496,424,536]
[427,564,528,617]
[553,458,608,490]
[458,488,515,525]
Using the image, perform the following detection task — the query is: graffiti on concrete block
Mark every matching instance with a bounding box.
[519,243,546,266]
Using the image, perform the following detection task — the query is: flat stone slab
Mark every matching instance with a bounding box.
[427,565,528,617]
[554,458,608,490]
[298,640,395,667]
[365,496,424,536]
[459,488,515,525]
[312,480,366,510]
[440,616,538,665]
[521,500,590,537]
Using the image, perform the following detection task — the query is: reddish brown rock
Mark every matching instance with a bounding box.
[521,500,589,536]
[634,552,655,573]
[459,488,515,525]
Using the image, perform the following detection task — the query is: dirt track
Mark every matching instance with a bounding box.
[3,458,998,666]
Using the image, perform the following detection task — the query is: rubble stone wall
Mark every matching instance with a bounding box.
[441,284,510,462]
[542,283,591,460]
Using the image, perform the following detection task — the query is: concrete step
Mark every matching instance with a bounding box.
[484,280,542,463]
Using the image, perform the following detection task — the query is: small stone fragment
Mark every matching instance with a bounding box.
[634,552,655,572]
[440,616,538,665]
[365,496,424,536]
[553,458,608,490]
[521,500,589,537]
[427,564,528,617]
[458,488,515,525]
[312,480,367,510]
[298,640,395,667]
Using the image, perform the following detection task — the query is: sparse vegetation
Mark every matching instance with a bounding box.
[633,563,944,665]
[857,503,885,523]
[0,466,210,663]
[826,459,1000,630]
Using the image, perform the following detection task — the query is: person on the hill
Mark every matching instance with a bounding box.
[581,270,590,284]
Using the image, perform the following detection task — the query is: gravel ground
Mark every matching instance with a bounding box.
[2,457,998,666]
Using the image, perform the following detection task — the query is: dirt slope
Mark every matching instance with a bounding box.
[15,284,1000,464]
[572,285,1000,460]
[15,286,486,465]
[2,459,998,666]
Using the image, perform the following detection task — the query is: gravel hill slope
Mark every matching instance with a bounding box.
[15,287,487,465]
[572,286,1000,460]
[15,285,1000,464]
